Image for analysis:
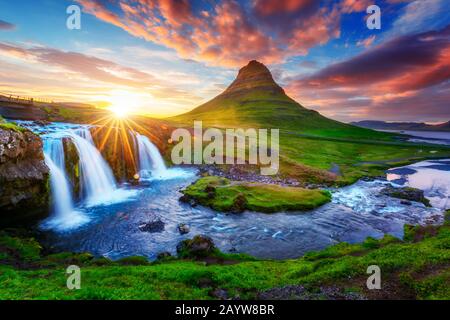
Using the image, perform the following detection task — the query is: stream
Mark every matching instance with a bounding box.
[19,121,450,260]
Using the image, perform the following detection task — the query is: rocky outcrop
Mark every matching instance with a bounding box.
[381,186,431,207]
[220,60,285,98]
[0,125,49,225]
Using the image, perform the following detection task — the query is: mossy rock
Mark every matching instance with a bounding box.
[176,235,216,258]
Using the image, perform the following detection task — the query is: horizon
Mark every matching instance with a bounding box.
[0,0,449,122]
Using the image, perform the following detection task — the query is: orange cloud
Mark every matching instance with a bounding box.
[76,0,343,67]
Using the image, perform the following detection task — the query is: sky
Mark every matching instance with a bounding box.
[0,0,448,122]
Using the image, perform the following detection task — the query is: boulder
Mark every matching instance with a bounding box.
[178,223,190,235]
[381,186,431,207]
[0,126,50,226]
[176,235,216,258]
[139,219,165,233]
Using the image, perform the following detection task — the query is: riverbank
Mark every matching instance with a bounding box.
[1,214,449,300]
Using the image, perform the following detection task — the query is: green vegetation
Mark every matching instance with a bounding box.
[181,176,331,213]
[1,223,449,300]
[0,120,28,133]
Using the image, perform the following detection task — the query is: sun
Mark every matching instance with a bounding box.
[109,104,128,118]
[107,91,139,118]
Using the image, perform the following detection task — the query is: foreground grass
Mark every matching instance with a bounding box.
[181,176,331,213]
[1,215,449,300]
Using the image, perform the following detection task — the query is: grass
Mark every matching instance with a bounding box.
[0,121,28,133]
[181,176,331,213]
[0,222,449,300]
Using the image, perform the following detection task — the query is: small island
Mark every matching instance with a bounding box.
[180,176,331,213]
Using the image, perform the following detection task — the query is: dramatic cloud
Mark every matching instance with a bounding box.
[0,20,15,31]
[287,26,450,122]
[75,0,350,67]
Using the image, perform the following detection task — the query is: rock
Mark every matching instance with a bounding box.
[139,219,165,233]
[179,194,197,207]
[400,200,412,205]
[209,288,228,300]
[156,252,172,260]
[178,223,190,235]
[33,120,50,126]
[230,193,247,213]
[0,126,50,226]
[381,186,431,207]
[176,235,216,258]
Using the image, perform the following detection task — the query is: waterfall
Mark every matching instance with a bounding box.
[42,139,88,230]
[43,140,74,218]
[67,128,118,206]
[136,133,167,179]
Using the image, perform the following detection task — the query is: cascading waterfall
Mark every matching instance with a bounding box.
[67,128,118,206]
[18,120,190,231]
[42,138,87,230]
[135,133,168,179]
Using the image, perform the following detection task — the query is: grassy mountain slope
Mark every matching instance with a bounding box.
[170,60,392,140]
[168,61,450,184]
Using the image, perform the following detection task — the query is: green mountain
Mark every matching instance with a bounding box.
[170,60,390,140]
[169,60,450,185]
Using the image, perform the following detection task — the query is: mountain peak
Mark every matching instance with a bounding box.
[222,60,284,97]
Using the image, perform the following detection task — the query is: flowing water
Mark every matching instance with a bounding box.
[136,133,168,179]
[18,121,450,260]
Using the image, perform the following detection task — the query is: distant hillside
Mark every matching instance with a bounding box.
[170,60,392,141]
[351,120,450,132]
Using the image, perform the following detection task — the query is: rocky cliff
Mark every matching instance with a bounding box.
[0,124,49,225]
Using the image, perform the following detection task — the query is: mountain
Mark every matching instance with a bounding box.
[170,60,391,140]
[352,120,450,132]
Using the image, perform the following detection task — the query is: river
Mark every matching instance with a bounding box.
[19,122,450,260]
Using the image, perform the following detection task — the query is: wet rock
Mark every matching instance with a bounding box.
[381,186,431,207]
[176,235,216,258]
[32,120,50,126]
[400,200,412,205]
[139,219,165,233]
[178,223,190,235]
[179,194,197,207]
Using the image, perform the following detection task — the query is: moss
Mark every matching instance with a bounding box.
[181,176,331,213]
[0,122,28,133]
